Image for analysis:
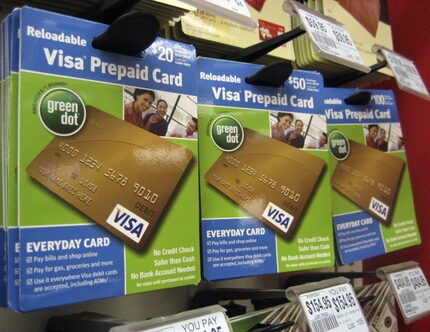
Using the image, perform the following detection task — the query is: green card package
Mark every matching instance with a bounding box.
[7,7,200,311]
[198,57,335,280]
[325,88,421,264]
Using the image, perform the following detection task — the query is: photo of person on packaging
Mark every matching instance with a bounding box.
[285,119,305,148]
[391,136,404,151]
[307,132,327,149]
[365,124,379,148]
[124,88,155,128]
[271,112,293,142]
[142,99,169,136]
[170,117,198,139]
[376,128,388,151]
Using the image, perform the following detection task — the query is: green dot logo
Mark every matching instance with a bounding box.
[328,131,350,161]
[210,115,244,152]
[38,88,86,136]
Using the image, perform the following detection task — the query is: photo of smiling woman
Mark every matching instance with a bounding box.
[124,88,155,128]
[271,112,293,142]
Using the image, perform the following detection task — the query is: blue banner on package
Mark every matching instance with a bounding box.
[7,228,19,311]
[333,211,386,264]
[0,229,6,307]
[198,58,323,114]
[324,89,399,124]
[202,218,277,280]
[20,225,124,311]
[20,7,195,95]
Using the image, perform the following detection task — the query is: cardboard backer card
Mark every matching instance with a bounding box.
[198,57,334,281]
[16,6,200,311]
[325,88,421,265]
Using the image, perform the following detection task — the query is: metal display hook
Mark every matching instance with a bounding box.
[92,11,160,57]
[324,60,388,87]
[85,0,160,57]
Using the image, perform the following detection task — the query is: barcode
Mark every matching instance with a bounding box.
[395,68,410,79]
[313,32,337,49]
[311,315,339,332]
[405,64,417,75]
[399,291,417,304]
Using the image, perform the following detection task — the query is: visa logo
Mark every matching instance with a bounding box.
[369,197,389,220]
[262,202,294,233]
[106,204,149,243]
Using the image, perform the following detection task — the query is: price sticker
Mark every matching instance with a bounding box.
[298,283,369,332]
[289,0,369,73]
[140,312,231,332]
[178,0,257,28]
[379,48,430,101]
[388,267,430,321]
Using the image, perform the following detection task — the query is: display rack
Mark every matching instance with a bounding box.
[0,1,429,331]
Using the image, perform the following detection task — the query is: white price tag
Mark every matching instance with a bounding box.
[380,49,430,101]
[178,0,256,28]
[290,0,368,73]
[143,312,231,332]
[389,267,430,321]
[205,0,249,16]
[299,283,369,332]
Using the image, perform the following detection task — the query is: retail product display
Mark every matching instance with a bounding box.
[244,280,397,332]
[0,3,429,332]
[377,261,430,325]
[291,0,393,86]
[198,57,335,281]
[174,0,295,63]
[326,88,421,264]
[4,6,200,311]
[0,0,193,29]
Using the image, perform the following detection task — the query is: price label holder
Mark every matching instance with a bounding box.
[286,277,370,332]
[283,0,369,73]
[372,45,430,101]
[177,0,257,28]
[376,261,430,324]
[110,305,233,332]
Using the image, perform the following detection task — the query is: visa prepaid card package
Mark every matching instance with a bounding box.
[15,6,200,311]
[325,88,421,265]
[4,9,21,311]
[0,13,9,308]
[198,58,335,281]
